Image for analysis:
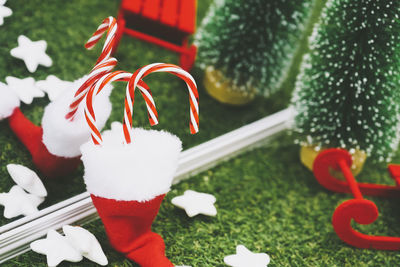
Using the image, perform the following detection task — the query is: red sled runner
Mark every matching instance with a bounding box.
[313,148,400,250]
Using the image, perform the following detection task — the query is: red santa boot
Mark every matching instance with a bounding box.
[8,107,81,178]
[81,122,181,267]
[7,77,113,178]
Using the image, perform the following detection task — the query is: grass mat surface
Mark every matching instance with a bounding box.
[6,133,400,266]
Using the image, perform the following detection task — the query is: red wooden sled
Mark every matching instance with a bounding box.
[113,0,197,71]
[313,148,400,250]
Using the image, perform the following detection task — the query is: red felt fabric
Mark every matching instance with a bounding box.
[7,108,80,178]
[91,194,173,267]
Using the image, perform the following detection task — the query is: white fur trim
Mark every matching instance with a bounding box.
[80,122,182,201]
[41,76,113,158]
[0,82,20,120]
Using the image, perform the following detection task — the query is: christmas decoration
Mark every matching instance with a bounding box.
[10,35,53,73]
[171,190,217,217]
[0,82,20,120]
[196,0,313,104]
[6,164,47,197]
[80,63,199,267]
[31,229,83,267]
[5,76,45,104]
[300,145,366,176]
[0,0,11,26]
[202,66,256,106]
[62,225,108,266]
[64,16,118,121]
[36,75,74,101]
[5,77,112,178]
[0,185,44,219]
[114,0,197,71]
[31,226,108,267]
[292,0,400,164]
[313,148,400,250]
[2,17,119,178]
[224,245,270,267]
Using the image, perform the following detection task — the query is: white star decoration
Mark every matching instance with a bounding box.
[0,81,20,119]
[5,76,44,104]
[6,164,47,197]
[31,226,108,267]
[0,0,12,26]
[0,185,44,219]
[62,225,108,266]
[31,229,83,267]
[10,35,52,73]
[36,75,74,101]
[171,190,217,217]
[224,245,270,267]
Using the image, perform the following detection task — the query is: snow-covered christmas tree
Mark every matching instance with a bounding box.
[292,0,400,162]
[196,0,313,104]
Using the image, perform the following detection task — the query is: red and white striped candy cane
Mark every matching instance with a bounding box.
[66,57,117,120]
[66,17,118,121]
[85,16,117,64]
[84,71,158,145]
[123,63,199,144]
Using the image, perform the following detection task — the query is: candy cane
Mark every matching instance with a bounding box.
[66,57,117,120]
[66,17,118,121]
[85,16,118,64]
[123,63,199,144]
[84,71,158,145]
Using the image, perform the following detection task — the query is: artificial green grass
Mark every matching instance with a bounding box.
[0,0,289,226]
[6,133,400,266]
[5,1,397,266]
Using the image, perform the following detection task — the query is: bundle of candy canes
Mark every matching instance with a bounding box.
[80,63,199,267]
[0,17,118,178]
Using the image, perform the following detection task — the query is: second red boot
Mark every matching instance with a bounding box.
[81,122,182,266]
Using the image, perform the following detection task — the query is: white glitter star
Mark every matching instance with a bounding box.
[224,245,270,267]
[36,75,74,101]
[5,76,45,104]
[0,185,44,219]
[10,35,52,73]
[0,0,12,26]
[30,229,83,267]
[171,190,217,217]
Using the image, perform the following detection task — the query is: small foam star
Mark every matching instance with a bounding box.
[0,81,20,119]
[171,190,217,217]
[36,75,74,101]
[7,164,47,197]
[0,185,44,219]
[224,245,270,267]
[30,229,83,267]
[5,76,45,104]
[0,0,12,26]
[10,35,52,73]
[62,225,108,266]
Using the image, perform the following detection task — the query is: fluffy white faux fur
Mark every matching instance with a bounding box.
[0,82,20,120]
[41,76,113,158]
[80,122,182,202]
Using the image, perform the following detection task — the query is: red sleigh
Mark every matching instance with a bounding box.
[313,148,400,250]
[113,0,197,71]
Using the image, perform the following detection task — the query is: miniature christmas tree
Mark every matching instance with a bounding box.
[292,0,400,162]
[196,0,313,104]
